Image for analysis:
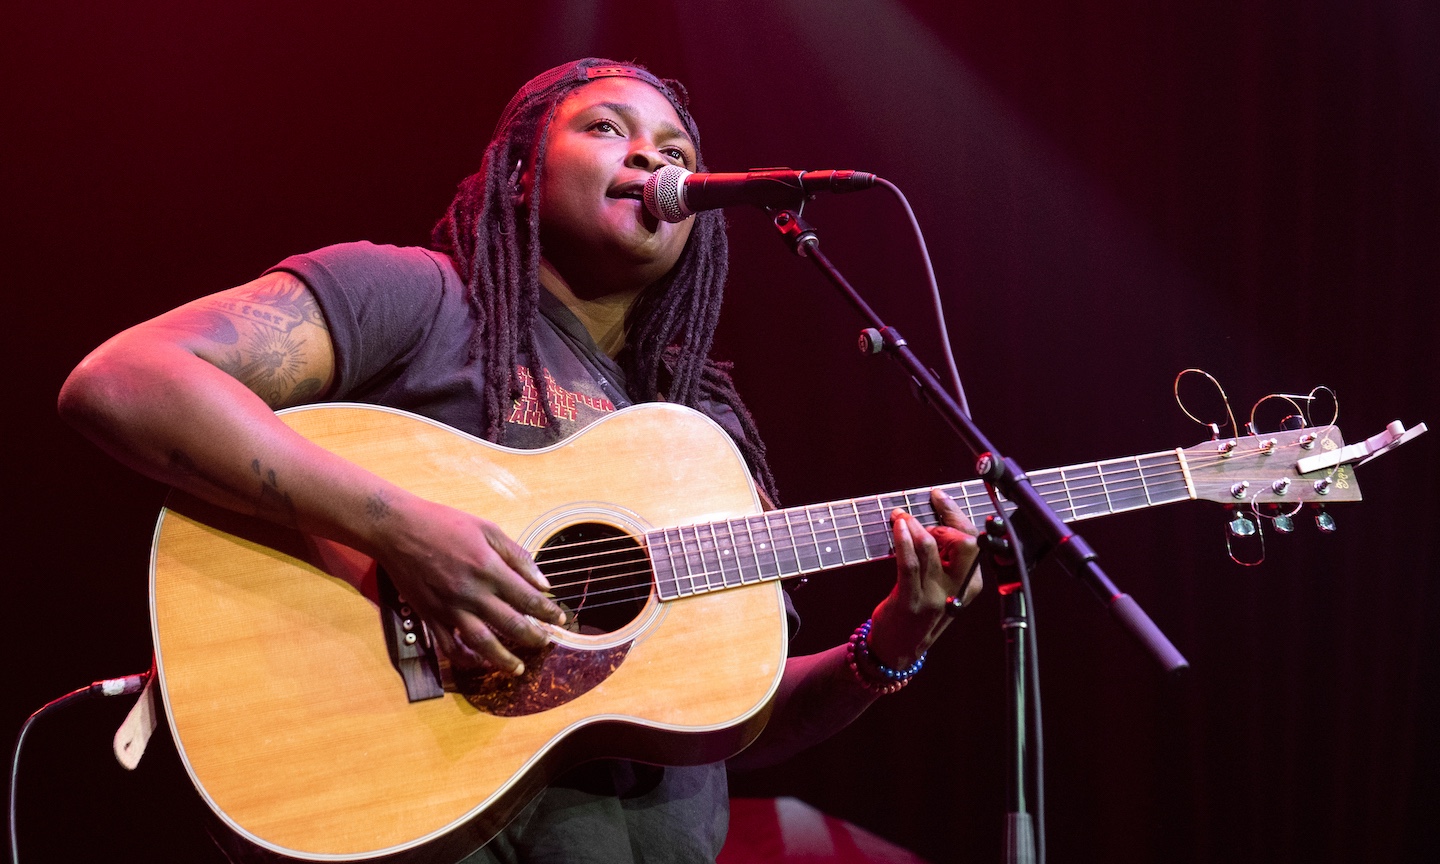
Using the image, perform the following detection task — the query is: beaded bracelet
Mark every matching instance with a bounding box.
[845,618,926,695]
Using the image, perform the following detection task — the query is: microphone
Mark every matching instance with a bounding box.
[642,165,878,223]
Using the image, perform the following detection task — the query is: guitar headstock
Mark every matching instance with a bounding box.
[1181,426,1362,505]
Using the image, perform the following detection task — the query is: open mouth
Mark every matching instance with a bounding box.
[607,181,660,230]
[607,181,646,202]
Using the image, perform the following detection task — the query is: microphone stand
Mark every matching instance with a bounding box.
[766,206,1190,861]
[984,516,1038,864]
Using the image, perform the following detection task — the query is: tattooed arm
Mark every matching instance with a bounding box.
[62,273,341,517]
[59,273,565,673]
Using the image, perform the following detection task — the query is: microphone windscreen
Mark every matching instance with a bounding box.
[643,165,692,223]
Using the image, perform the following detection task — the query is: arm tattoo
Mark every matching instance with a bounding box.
[168,451,299,527]
[167,448,246,501]
[211,328,320,406]
[189,274,332,406]
[252,458,298,526]
[202,277,329,336]
[290,378,325,402]
[172,310,240,345]
[168,448,201,477]
[365,491,393,522]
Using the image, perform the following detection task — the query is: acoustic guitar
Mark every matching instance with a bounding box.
[150,402,1377,861]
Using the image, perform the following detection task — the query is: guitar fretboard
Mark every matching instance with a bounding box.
[648,450,1191,601]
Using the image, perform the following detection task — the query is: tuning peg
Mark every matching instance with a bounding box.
[1225,510,1266,566]
[1314,507,1337,533]
[1281,414,1306,431]
[1260,504,1297,534]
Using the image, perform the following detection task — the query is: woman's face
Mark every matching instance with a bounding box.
[529,77,698,296]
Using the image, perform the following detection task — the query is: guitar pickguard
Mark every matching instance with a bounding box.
[452,640,631,717]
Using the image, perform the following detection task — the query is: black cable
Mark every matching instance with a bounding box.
[876,178,970,415]
[878,176,1046,860]
[9,672,149,864]
[789,175,1045,858]
[987,484,1045,864]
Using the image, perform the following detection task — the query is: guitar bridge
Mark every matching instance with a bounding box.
[377,566,445,702]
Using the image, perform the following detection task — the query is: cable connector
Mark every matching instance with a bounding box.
[88,672,150,698]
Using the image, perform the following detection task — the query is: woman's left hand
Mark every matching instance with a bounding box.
[867,489,984,669]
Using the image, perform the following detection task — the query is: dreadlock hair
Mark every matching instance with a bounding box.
[431,58,778,503]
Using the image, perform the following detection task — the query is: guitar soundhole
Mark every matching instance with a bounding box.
[536,523,650,635]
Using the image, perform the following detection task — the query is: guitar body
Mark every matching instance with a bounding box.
[151,403,787,861]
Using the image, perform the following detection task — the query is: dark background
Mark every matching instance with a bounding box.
[5,1,1437,861]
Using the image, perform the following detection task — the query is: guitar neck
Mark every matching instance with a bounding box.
[650,448,1192,600]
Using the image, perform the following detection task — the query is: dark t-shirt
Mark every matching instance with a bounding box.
[268,242,756,863]
[272,241,751,450]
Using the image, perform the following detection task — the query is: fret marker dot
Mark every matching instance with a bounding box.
[825,545,833,552]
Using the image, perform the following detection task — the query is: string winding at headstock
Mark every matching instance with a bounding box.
[1181,425,1363,506]
[1173,370,1426,563]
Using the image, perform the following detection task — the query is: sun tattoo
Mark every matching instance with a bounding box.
[236,329,308,404]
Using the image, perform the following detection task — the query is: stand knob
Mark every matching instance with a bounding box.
[858,328,884,355]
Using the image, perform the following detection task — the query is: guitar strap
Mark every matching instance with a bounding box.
[113,662,159,770]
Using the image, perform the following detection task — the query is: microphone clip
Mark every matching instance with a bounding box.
[771,208,819,257]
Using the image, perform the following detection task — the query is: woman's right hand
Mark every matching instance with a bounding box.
[374,495,568,676]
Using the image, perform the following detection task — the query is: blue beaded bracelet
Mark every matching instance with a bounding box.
[846,618,926,694]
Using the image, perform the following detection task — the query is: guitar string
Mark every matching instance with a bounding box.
[543,549,852,610]
[535,443,1330,590]
[529,435,1330,570]
[541,478,1180,587]
[533,465,1187,570]
[541,492,1291,615]
[540,499,1313,604]
[533,437,1340,614]
[539,481,1146,600]
[546,479,1193,609]
[542,521,909,607]
[543,509,987,606]
[533,457,1186,557]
